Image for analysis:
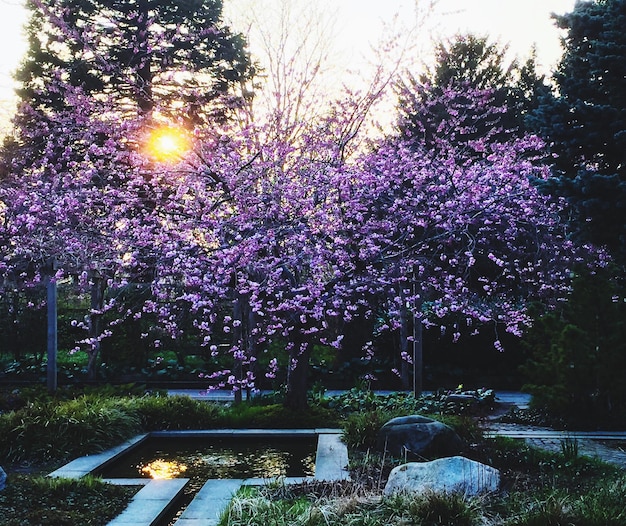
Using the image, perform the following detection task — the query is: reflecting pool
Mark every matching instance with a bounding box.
[98,436,317,481]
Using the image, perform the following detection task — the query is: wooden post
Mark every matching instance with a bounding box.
[413,314,423,397]
[412,267,423,397]
[46,276,58,394]
[233,296,243,405]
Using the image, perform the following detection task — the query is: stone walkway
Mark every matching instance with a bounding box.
[485,394,626,468]
[483,423,626,468]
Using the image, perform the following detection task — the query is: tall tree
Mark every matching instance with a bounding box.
[14,0,252,122]
[531,0,626,262]
[143,85,586,410]
[0,81,171,379]
[397,34,544,151]
[8,0,253,176]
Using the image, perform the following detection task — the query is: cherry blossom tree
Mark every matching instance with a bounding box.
[0,3,594,406]
[136,81,591,410]
[1,0,252,383]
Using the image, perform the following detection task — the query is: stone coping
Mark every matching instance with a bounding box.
[48,429,349,526]
[150,428,341,438]
[49,433,150,479]
[107,478,189,526]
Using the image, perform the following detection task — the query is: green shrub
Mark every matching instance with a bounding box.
[390,492,481,526]
[126,395,225,430]
[223,403,341,429]
[341,409,399,450]
[325,386,495,418]
[572,476,626,525]
[522,269,626,427]
[504,493,574,526]
[0,395,142,463]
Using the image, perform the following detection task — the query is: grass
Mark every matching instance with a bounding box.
[218,445,626,526]
[0,474,136,526]
[220,484,483,526]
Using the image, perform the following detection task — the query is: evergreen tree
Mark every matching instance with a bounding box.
[522,267,626,425]
[532,0,626,262]
[396,34,544,152]
[426,34,514,90]
[12,0,253,153]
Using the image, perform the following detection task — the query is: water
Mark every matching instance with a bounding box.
[98,436,317,481]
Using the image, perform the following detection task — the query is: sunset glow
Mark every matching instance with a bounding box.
[144,125,191,162]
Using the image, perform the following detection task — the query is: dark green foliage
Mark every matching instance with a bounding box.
[0,389,338,465]
[501,478,626,526]
[503,493,577,526]
[478,436,613,481]
[396,34,544,153]
[0,396,143,463]
[0,474,135,526]
[341,409,396,450]
[15,0,253,124]
[223,402,341,429]
[521,269,626,426]
[0,288,46,363]
[425,34,515,90]
[326,386,495,419]
[128,394,225,430]
[574,478,626,525]
[398,492,480,526]
[530,0,626,262]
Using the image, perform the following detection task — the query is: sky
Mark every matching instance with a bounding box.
[0,0,577,134]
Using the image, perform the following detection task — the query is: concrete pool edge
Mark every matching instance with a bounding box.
[48,429,350,526]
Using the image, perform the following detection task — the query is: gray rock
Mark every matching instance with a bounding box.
[377,415,464,458]
[0,466,6,491]
[384,456,500,496]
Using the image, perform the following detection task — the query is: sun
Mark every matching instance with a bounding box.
[145,125,191,162]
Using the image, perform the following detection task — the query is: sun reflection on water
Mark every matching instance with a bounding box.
[140,459,188,479]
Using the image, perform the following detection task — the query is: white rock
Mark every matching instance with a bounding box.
[384,456,499,497]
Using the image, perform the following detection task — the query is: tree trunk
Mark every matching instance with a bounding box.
[245,301,257,401]
[136,0,153,113]
[413,314,423,397]
[284,331,311,411]
[233,296,243,405]
[399,301,410,390]
[87,274,107,381]
[46,277,57,394]
[412,269,424,397]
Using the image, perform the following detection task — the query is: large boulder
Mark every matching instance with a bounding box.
[377,415,464,458]
[384,456,500,496]
[0,466,6,491]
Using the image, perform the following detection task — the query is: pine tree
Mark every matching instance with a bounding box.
[532,0,626,262]
[396,34,544,152]
[12,0,253,146]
